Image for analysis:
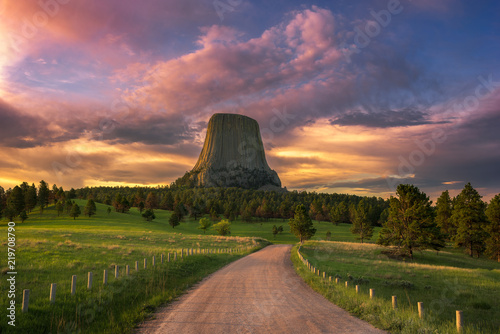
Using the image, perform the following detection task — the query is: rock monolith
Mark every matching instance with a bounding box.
[182,113,281,189]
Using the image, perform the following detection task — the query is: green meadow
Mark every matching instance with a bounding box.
[2,200,499,333]
[294,241,500,333]
[0,200,268,333]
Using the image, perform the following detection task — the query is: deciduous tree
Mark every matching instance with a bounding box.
[213,220,231,236]
[198,217,212,234]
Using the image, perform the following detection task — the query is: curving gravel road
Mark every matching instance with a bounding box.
[136,244,386,334]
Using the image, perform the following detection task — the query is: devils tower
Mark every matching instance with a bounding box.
[179,113,281,189]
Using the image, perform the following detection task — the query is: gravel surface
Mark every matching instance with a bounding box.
[136,244,386,334]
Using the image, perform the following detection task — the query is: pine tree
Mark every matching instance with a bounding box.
[451,183,488,257]
[145,192,158,209]
[377,184,444,259]
[38,180,50,213]
[350,199,373,243]
[55,201,64,216]
[19,210,28,223]
[138,201,145,213]
[142,209,156,221]
[160,192,174,210]
[8,186,25,216]
[485,194,500,262]
[169,212,180,228]
[70,203,81,220]
[25,184,37,213]
[84,199,97,217]
[289,204,316,244]
[0,186,5,220]
[436,190,454,240]
[330,201,350,226]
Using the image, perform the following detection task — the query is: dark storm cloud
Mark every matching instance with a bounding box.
[0,99,50,148]
[329,109,447,128]
[98,113,196,146]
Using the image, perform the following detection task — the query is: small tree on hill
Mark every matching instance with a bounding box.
[84,199,97,218]
[55,200,64,216]
[272,225,278,239]
[326,230,332,241]
[70,203,81,220]
[20,210,28,223]
[213,220,231,236]
[169,212,180,228]
[142,209,156,221]
[485,194,500,262]
[350,199,373,243]
[377,184,444,259]
[198,217,212,234]
[289,204,316,244]
[138,201,145,213]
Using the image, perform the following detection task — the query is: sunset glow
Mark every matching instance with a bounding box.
[0,0,499,200]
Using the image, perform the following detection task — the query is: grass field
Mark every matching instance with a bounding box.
[294,241,500,333]
[2,200,499,333]
[0,201,268,333]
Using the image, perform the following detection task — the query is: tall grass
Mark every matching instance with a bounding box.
[293,241,500,333]
[0,201,268,333]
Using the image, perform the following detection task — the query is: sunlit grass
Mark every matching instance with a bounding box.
[0,201,267,333]
[294,241,500,333]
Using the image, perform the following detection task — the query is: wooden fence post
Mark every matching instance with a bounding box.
[456,310,463,332]
[144,258,147,269]
[22,290,29,313]
[126,265,130,276]
[103,270,108,285]
[418,302,424,319]
[335,277,340,284]
[345,281,349,288]
[161,254,164,264]
[135,261,139,271]
[392,296,397,309]
[50,283,56,304]
[370,289,374,299]
[88,272,93,290]
[174,252,177,261]
[329,276,332,282]
[71,275,77,295]
[152,256,156,266]
[356,285,359,293]
[115,265,119,279]
[168,253,171,262]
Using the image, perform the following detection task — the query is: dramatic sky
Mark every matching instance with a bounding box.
[1,0,499,200]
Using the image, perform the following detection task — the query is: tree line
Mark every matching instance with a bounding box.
[1,181,498,261]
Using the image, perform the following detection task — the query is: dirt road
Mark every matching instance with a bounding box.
[136,244,386,334]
